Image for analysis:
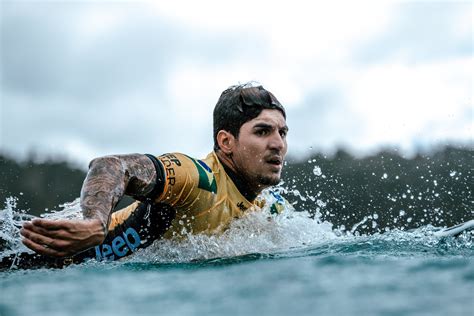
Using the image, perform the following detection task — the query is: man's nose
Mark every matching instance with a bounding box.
[269,132,285,151]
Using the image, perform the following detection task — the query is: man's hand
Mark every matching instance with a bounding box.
[20,218,105,258]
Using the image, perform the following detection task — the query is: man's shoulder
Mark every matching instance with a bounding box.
[157,152,214,163]
[157,152,218,173]
[155,152,219,196]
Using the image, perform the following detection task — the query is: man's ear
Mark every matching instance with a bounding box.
[217,130,235,155]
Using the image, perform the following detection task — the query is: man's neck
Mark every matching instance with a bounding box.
[215,151,259,202]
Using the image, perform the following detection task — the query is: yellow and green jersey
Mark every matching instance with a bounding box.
[110,152,282,238]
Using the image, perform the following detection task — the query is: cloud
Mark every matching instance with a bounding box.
[355,2,472,64]
[286,87,361,155]
[1,2,269,101]
[0,1,268,165]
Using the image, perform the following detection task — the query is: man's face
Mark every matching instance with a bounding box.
[231,109,288,188]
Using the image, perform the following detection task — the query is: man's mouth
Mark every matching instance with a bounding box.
[266,156,282,166]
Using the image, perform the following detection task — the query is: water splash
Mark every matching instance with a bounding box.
[132,204,337,263]
[1,193,472,267]
[41,198,83,220]
[126,189,473,264]
[0,197,83,255]
[0,197,33,254]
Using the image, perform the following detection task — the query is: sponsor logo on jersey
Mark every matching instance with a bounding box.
[237,201,247,211]
[94,227,141,261]
[160,154,182,186]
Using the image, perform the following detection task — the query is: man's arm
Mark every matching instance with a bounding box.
[80,154,157,230]
[20,154,158,258]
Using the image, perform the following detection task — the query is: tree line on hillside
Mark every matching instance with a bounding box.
[282,146,472,233]
[1,146,472,234]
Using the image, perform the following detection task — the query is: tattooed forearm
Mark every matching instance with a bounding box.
[80,154,156,231]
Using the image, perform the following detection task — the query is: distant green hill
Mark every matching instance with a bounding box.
[0,154,86,215]
[282,146,473,233]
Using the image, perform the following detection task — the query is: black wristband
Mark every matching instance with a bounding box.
[144,154,166,201]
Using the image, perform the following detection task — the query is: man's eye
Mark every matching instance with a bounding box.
[279,130,287,138]
[256,129,269,136]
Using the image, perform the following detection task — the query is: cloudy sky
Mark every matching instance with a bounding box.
[1,0,472,168]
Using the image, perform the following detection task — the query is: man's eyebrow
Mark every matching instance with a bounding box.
[253,123,289,131]
[253,123,273,129]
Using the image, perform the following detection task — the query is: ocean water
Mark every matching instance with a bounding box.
[1,196,473,316]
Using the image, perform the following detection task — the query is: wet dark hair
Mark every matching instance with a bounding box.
[213,83,286,151]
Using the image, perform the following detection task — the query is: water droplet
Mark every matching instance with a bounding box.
[313,166,322,176]
[316,199,327,208]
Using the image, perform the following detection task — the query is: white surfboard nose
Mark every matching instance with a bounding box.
[433,219,474,237]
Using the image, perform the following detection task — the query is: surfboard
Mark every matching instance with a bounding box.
[433,219,474,238]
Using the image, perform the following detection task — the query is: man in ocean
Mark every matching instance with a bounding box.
[4,83,289,268]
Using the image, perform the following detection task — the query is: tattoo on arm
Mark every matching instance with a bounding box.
[80,154,157,232]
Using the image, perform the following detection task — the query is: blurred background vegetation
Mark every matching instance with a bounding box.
[282,146,472,234]
[1,146,472,234]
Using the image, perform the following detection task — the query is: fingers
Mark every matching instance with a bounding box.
[22,237,69,258]
[21,219,73,257]
[22,221,68,239]
[20,227,55,247]
[31,218,72,230]
[20,218,104,258]
[21,228,70,257]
